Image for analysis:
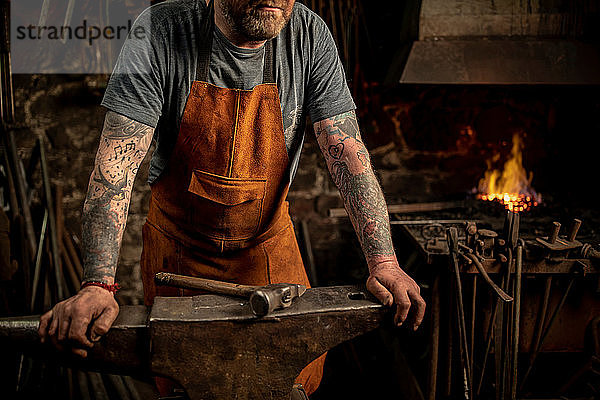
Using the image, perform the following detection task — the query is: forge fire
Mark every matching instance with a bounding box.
[477,133,542,213]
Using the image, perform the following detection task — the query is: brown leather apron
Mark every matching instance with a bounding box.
[139,2,325,396]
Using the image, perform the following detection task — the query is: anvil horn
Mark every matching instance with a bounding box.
[0,305,152,378]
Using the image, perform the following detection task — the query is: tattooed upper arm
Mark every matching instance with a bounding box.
[81,111,154,284]
[313,110,361,140]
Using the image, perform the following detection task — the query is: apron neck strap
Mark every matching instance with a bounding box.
[262,40,275,84]
[196,1,276,84]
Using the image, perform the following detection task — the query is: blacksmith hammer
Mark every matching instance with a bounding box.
[154,272,306,317]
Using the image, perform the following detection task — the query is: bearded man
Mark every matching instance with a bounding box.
[38,0,426,398]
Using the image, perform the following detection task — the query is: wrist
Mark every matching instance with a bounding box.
[80,281,120,294]
[367,255,399,272]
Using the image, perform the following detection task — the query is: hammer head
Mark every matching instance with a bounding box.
[249,283,306,317]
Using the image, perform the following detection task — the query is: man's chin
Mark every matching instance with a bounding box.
[243,27,283,41]
[245,31,279,41]
[241,13,290,41]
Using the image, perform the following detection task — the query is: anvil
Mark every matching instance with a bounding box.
[0,286,389,400]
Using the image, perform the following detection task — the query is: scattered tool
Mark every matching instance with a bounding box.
[536,219,583,253]
[155,272,306,317]
[467,253,513,303]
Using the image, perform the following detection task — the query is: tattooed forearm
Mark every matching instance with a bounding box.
[315,111,395,264]
[331,161,394,257]
[81,111,154,284]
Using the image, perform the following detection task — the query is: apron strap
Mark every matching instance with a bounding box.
[262,40,275,84]
[195,1,276,84]
[195,1,214,82]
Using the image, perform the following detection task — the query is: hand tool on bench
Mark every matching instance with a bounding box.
[0,285,389,400]
[466,253,513,303]
[154,272,306,317]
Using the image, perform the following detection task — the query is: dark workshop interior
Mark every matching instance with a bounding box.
[2,0,600,399]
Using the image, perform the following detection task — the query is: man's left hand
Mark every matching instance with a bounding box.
[366,261,426,330]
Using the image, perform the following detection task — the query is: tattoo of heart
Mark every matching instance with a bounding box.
[328,143,344,159]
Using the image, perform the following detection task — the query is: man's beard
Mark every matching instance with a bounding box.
[219,0,294,41]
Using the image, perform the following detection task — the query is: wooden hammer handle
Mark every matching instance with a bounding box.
[155,272,258,297]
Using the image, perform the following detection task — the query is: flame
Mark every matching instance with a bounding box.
[477,133,541,213]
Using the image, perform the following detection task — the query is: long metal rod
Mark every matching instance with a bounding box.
[470,274,477,399]
[445,273,454,397]
[39,137,64,300]
[77,370,92,400]
[31,209,49,311]
[61,0,77,44]
[122,376,142,400]
[428,275,441,400]
[106,374,132,400]
[38,0,52,27]
[1,148,19,217]
[510,242,523,400]
[63,230,83,280]
[530,277,552,359]
[477,249,513,395]
[5,129,37,257]
[448,228,472,398]
[329,201,465,218]
[299,220,318,287]
[520,276,576,389]
[500,248,516,400]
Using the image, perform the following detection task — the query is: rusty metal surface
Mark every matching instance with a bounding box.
[150,285,388,400]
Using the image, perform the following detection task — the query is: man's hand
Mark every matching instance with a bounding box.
[38,286,119,357]
[366,261,426,331]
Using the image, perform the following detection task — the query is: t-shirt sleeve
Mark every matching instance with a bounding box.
[101,7,167,128]
[305,17,356,123]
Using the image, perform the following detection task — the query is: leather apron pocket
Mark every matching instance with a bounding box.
[187,170,266,240]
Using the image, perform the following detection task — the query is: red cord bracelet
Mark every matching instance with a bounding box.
[80,281,121,293]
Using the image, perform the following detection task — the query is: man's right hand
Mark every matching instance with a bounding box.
[38,286,119,358]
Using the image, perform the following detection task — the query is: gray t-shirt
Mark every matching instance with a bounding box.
[101,0,355,184]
